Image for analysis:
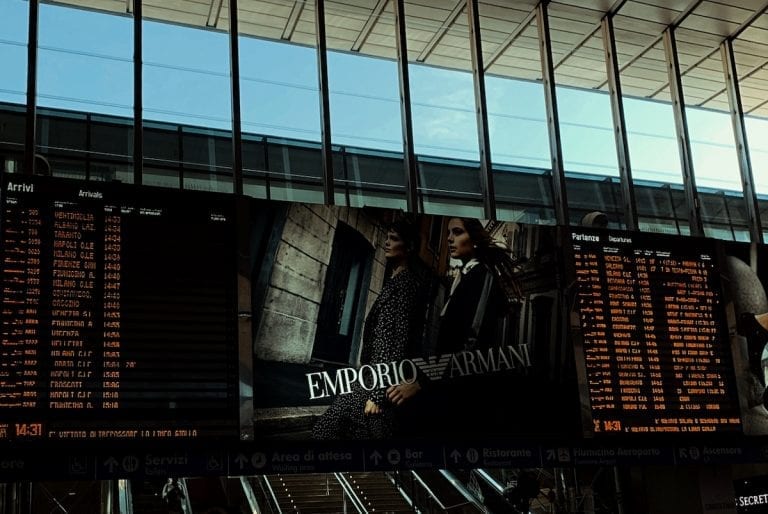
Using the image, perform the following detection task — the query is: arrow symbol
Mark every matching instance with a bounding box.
[104,457,119,473]
[450,450,461,464]
[370,451,382,465]
[235,454,248,470]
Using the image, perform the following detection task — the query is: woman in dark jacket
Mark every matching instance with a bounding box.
[388,217,522,437]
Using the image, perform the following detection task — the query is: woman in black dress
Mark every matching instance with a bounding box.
[312,220,424,440]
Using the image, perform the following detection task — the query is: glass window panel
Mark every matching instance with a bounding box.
[485,77,550,169]
[635,182,687,235]
[548,10,624,228]
[238,0,323,203]
[0,0,28,107]
[405,0,482,216]
[558,88,618,177]
[409,65,478,162]
[623,97,684,185]
[143,21,230,129]
[686,107,741,192]
[478,2,554,224]
[38,5,132,117]
[325,0,405,209]
[36,3,133,180]
[746,116,768,195]
[143,9,232,191]
[566,176,624,228]
[681,50,743,238]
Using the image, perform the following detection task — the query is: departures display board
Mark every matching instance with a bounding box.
[569,228,742,436]
[0,174,239,442]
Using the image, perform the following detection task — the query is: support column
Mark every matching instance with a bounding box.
[314,0,335,205]
[467,0,496,220]
[24,0,39,175]
[536,2,569,226]
[663,28,703,237]
[601,15,637,230]
[229,0,244,195]
[133,0,143,184]
[393,0,419,213]
[721,38,763,243]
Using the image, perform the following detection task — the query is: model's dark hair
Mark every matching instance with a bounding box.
[453,217,523,304]
[389,218,421,257]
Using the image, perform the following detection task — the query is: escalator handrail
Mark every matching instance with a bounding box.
[261,476,283,514]
[385,472,421,514]
[239,476,262,514]
[474,469,504,494]
[439,470,485,511]
[333,473,368,514]
[411,471,448,511]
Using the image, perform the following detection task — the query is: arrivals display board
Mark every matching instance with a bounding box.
[568,228,743,436]
[0,174,239,442]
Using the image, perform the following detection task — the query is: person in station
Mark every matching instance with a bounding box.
[161,477,186,514]
[312,219,426,439]
[387,217,523,436]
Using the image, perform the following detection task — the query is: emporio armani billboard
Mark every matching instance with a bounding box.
[246,201,581,441]
[244,200,768,442]
[305,344,533,400]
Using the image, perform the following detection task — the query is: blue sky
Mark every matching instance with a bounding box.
[2,0,767,195]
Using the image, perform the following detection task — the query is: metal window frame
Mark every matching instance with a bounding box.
[601,14,637,230]
[536,2,569,226]
[393,0,419,213]
[315,0,335,205]
[229,0,244,195]
[133,0,142,184]
[721,38,763,243]
[662,28,703,237]
[24,0,39,175]
[467,0,496,220]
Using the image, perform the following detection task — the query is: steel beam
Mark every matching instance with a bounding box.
[283,0,305,40]
[207,0,224,27]
[651,1,768,99]
[552,0,628,71]
[596,0,704,89]
[133,0,142,184]
[393,0,419,213]
[315,0,335,205]
[484,7,536,72]
[352,0,388,52]
[536,2,569,226]
[24,0,39,175]
[467,0,495,219]
[602,15,637,230]
[663,28,703,237]
[722,38,763,243]
[700,57,768,107]
[747,97,768,115]
[230,0,244,195]
[417,0,464,62]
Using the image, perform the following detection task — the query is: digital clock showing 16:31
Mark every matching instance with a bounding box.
[15,423,43,438]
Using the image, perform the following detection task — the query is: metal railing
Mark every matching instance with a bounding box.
[261,476,283,514]
[333,472,368,514]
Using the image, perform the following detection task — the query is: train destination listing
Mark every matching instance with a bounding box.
[0,175,239,442]
[571,230,742,435]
